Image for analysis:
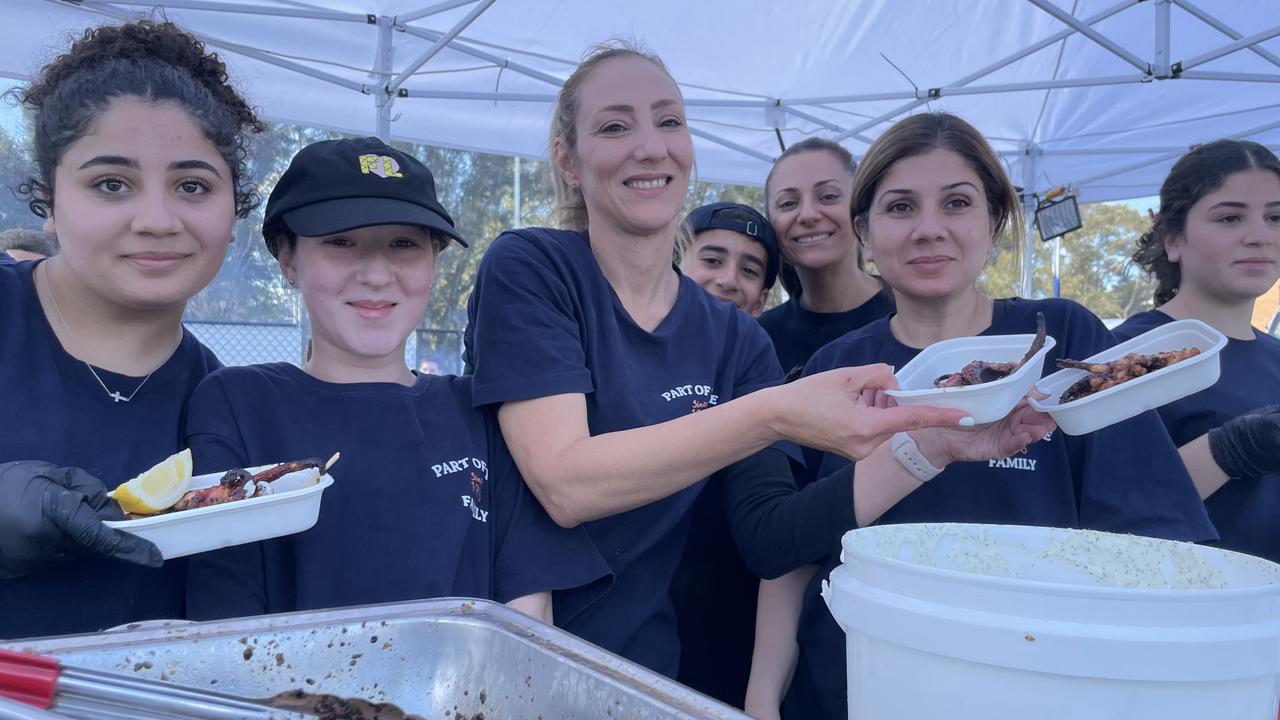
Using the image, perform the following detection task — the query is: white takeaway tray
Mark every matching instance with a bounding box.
[886,333,1057,424]
[1029,318,1227,435]
[104,464,333,560]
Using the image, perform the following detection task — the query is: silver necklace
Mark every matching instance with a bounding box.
[42,265,156,403]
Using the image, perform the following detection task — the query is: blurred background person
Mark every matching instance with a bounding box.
[0,227,59,262]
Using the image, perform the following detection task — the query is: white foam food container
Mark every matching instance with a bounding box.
[104,464,334,559]
[885,333,1057,424]
[1029,318,1227,436]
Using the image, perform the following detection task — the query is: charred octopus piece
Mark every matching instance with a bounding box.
[1056,347,1201,403]
[266,689,425,720]
[169,459,325,512]
[172,469,254,511]
[250,458,323,484]
[933,311,1047,388]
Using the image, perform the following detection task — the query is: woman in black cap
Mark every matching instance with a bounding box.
[183,137,609,622]
[0,19,264,638]
[463,40,1039,683]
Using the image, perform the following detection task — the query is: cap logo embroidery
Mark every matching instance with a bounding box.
[358,154,403,179]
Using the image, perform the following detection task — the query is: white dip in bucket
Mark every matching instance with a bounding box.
[822,523,1280,720]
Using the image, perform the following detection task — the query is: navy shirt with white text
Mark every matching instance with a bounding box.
[465,227,783,676]
[783,297,1217,720]
[183,364,609,619]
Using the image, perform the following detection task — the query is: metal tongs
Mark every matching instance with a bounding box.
[0,649,316,720]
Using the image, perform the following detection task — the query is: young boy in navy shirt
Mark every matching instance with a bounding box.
[184,138,608,622]
[678,202,779,317]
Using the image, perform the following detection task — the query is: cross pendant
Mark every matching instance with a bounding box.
[108,391,129,403]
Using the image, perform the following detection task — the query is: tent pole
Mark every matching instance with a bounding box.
[689,127,774,163]
[830,0,1137,141]
[1179,25,1280,71]
[1173,0,1280,69]
[53,0,368,92]
[397,0,486,26]
[1025,0,1150,73]
[1071,118,1280,188]
[388,0,496,95]
[375,16,394,141]
[1154,0,1172,77]
[399,90,555,102]
[1180,70,1280,83]
[941,74,1143,95]
[1020,148,1039,299]
[1053,238,1061,298]
[69,0,367,22]
[513,157,522,229]
[399,25,564,86]
[778,106,877,144]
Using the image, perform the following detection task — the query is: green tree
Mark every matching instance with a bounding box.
[978,202,1156,321]
[185,123,343,322]
[0,124,39,232]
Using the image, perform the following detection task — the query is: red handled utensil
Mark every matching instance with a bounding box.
[0,648,314,720]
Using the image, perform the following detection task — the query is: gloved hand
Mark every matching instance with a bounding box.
[0,461,163,579]
[1208,405,1280,479]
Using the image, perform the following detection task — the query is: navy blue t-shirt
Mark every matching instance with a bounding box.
[465,227,783,676]
[0,260,220,639]
[183,364,609,619]
[1115,310,1280,563]
[757,290,895,381]
[0,251,15,266]
[783,298,1218,720]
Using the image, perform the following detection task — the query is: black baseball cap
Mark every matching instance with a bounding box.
[262,137,466,255]
[686,202,780,289]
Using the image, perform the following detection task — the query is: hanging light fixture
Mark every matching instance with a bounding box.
[1034,187,1082,241]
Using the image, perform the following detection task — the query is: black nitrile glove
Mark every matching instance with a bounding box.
[1208,405,1280,479]
[0,461,163,579]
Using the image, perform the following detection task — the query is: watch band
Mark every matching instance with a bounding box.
[890,432,945,483]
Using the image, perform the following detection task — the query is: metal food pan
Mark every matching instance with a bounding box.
[2,599,750,720]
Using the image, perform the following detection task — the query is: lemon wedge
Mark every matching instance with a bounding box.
[109,449,194,514]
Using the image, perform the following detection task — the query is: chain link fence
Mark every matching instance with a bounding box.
[185,321,466,375]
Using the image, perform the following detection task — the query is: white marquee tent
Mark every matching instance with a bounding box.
[2,0,1278,205]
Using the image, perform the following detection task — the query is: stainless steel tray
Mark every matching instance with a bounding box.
[2,599,750,720]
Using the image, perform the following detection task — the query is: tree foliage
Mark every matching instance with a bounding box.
[979,202,1157,321]
[1,106,1160,333]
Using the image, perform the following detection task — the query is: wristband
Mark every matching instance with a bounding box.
[890,432,945,483]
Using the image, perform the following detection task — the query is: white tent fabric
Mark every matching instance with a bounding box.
[2,0,1279,204]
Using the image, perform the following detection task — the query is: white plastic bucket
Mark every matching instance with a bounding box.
[822,523,1280,720]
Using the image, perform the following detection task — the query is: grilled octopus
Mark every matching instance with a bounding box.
[1056,347,1200,403]
[934,311,1047,388]
[170,459,324,512]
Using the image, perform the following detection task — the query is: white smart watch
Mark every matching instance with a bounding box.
[890,432,945,483]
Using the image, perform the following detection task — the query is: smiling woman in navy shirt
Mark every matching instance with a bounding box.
[0,20,263,639]
[750,113,1218,720]
[183,138,609,622]
[1115,139,1280,564]
[464,41,980,679]
[758,138,894,381]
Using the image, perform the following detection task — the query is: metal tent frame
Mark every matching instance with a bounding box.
[28,0,1280,292]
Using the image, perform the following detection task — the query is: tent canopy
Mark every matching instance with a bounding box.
[3,0,1279,204]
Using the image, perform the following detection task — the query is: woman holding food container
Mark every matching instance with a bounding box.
[0,20,264,638]
[746,112,1218,720]
[462,41,1054,683]
[1115,139,1280,564]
